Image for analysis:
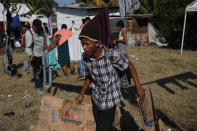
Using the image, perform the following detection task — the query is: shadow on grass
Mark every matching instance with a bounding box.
[121,87,182,130]
[141,71,197,94]
[121,83,184,130]
[120,107,143,131]
[45,72,195,130]
[49,82,91,96]
[155,109,182,131]
[121,87,138,106]
[120,71,197,107]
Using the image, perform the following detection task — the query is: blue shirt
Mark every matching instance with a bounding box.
[83,46,129,110]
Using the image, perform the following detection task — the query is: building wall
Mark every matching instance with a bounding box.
[109,18,148,46]
[109,17,128,33]
[128,19,148,46]
[109,18,135,45]
[56,7,120,30]
[56,8,88,30]
[55,7,149,46]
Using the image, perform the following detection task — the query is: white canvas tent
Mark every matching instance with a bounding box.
[0,2,6,22]
[148,23,168,47]
[0,2,37,22]
[181,0,197,54]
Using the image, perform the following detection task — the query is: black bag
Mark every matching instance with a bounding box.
[106,51,132,88]
[5,64,17,76]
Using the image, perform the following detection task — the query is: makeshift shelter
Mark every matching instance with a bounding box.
[0,3,50,23]
[0,2,35,22]
[181,0,197,54]
[148,23,168,47]
[0,2,49,32]
[56,6,119,30]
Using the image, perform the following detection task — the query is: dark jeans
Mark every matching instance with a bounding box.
[31,57,43,89]
[92,101,117,131]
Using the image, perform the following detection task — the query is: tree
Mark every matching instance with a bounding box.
[28,0,58,16]
[136,0,197,48]
[0,0,58,16]
[138,0,194,33]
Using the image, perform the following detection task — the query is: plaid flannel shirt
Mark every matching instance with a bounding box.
[82,46,129,110]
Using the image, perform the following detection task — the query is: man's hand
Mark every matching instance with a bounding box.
[29,54,34,61]
[137,87,145,101]
[48,45,55,51]
[128,61,145,101]
[75,94,84,104]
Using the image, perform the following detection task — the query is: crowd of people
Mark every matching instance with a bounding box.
[23,17,92,94]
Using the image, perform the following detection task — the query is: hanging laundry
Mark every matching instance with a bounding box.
[48,17,52,37]
[118,0,141,17]
[12,16,20,30]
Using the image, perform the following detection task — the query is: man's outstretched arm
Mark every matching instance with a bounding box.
[76,75,92,103]
[128,60,145,100]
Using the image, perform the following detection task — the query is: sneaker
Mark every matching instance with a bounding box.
[77,75,85,81]
[43,84,50,88]
[37,88,44,95]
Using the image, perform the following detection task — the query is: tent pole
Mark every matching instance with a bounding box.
[181,10,187,55]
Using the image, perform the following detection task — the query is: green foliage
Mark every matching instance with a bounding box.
[136,0,197,48]
[138,0,194,34]
[1,0,58,16]
[28,0,58,16]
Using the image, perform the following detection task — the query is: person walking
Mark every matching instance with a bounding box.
[25,19,50,94]
[53,24,74,76]
[76,9,145,131]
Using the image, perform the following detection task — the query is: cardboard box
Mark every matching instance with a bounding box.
[30,96,120,131]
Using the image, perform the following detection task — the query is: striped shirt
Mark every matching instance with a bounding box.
[83,46,129,110]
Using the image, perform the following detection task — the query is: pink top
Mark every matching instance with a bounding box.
[53,29,74,46]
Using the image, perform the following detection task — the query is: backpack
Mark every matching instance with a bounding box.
[22,29,33,48]
[4,64,17,76]
[106,50,132,88]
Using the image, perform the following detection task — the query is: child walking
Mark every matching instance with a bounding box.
[76,9,145,131]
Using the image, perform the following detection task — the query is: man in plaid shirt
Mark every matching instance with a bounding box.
[76,9,145,131]
[82,44,128,110]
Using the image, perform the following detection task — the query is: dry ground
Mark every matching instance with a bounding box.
[0,46,196,131]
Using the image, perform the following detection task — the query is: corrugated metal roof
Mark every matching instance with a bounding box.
[56,6,118,10]
[54,0,76,7]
